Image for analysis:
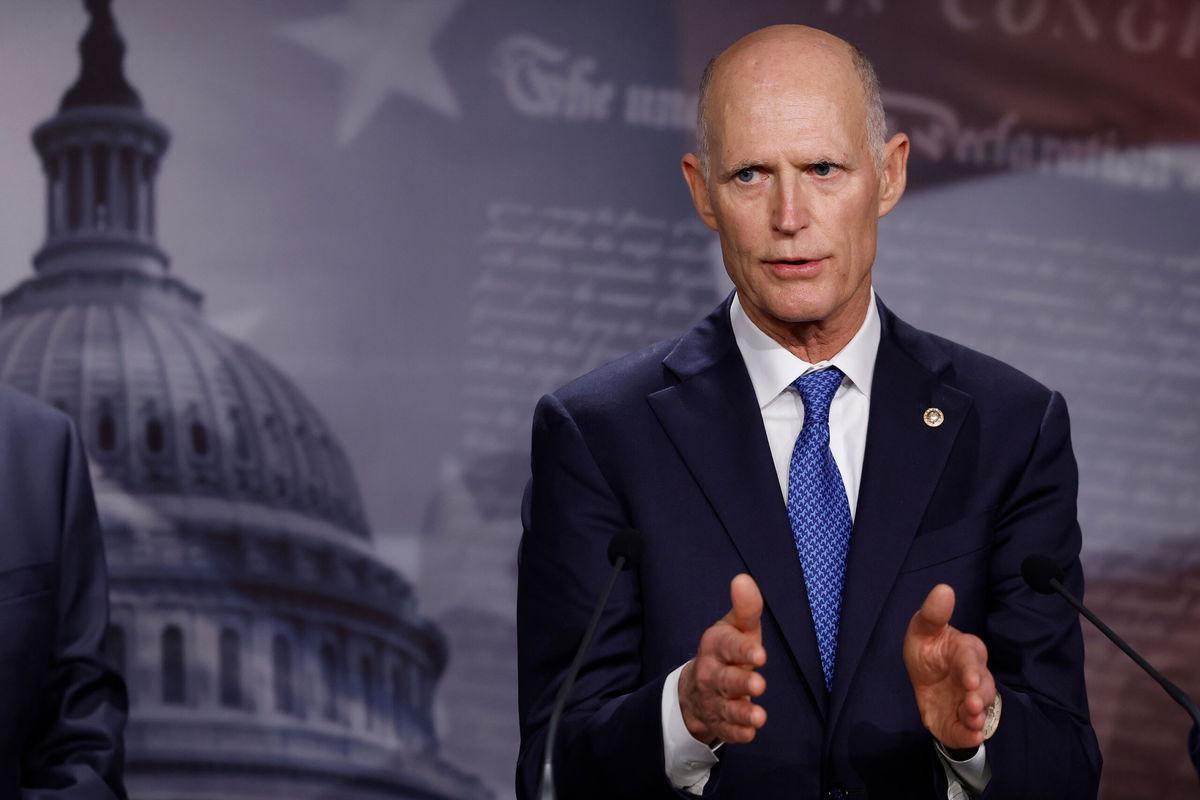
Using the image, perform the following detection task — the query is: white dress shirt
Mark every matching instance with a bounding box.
[661,291,989,796]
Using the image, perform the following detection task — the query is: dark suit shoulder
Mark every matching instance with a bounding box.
[0,383,75,442]
[549,336,680,418]
[889,312,1058,413]
[548,297,735,423]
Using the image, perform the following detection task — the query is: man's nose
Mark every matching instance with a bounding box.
[771,178,808,234]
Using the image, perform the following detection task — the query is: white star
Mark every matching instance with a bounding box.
[276,0,463,145]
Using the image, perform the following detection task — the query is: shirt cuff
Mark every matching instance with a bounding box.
[662,663,720,794]
[935,740,991,798]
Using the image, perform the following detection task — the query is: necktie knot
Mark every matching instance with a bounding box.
[792,367,844,425]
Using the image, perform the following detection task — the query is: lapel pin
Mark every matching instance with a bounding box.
[923,408,944,428]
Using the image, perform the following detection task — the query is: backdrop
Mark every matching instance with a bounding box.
[1,1,1197,798]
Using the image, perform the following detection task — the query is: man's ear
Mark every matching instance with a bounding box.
[682,153,719,231]
[877,132,909,218]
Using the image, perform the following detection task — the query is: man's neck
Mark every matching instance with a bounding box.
[740,291,872,364]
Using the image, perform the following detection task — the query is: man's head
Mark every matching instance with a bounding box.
[682,25,908,359]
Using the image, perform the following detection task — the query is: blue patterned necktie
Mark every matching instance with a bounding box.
[787,367,852,691]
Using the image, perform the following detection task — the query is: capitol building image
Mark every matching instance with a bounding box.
[0,2,486,798]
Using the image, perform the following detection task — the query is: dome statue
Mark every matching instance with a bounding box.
[0,2,487,798]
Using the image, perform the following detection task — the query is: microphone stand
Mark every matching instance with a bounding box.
[1046,574,1200,733]
[538,531,640,800]
[1024,555,1200,782]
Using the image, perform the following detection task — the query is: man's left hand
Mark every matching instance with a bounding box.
[903,583,996,754]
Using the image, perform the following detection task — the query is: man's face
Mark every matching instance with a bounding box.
[683,36,907,348]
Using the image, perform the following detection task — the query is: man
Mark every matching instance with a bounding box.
[517,25,1100,799]
[0,386,127,798]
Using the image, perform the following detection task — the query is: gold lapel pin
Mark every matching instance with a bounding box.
[923,408,945,428]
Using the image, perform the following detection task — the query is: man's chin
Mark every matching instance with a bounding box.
[762,301,837,326]
[754,295,872,335]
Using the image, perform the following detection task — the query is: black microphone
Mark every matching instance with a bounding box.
[1022,553,1200,778]
[538,528,644,800]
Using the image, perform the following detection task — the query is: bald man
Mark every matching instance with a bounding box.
[518,25,1100,799]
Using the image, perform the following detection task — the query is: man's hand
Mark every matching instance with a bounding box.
[903,584,996,755]
[678,574,768,745]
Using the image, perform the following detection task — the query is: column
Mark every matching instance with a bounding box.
[53,152,67,236]
[45,152,58,239]
[145,161,157,239]
[106,145,120,233]
[81,145,95,231]
[136,154,150,240]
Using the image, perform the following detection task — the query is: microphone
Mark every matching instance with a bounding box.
[1021,554,1200,777]
[538,528,644,800]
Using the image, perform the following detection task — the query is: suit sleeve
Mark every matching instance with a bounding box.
[21,420,128,800]
[978,390,1102,798]
[516,393,681,800]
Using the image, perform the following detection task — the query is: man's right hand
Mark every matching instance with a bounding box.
[678,573,768,745]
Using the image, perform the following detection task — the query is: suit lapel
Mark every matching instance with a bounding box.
[646,298,976,725]
[827,305,973,727]
[648,301,830,718]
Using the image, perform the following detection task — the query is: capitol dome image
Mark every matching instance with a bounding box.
[0,1,487,798]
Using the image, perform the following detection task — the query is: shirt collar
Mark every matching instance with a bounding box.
[730,290,881,409]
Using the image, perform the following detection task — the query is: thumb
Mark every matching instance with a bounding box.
[727,573,763,635]
[910,583,955,639]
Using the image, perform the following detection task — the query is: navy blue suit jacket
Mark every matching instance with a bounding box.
[0,387,126,799]
[517,297,1101,799]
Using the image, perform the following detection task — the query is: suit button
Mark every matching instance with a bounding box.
[826,789,846,800]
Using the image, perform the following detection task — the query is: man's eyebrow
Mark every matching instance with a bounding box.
[723,155,852,175]
[724,159,766,174]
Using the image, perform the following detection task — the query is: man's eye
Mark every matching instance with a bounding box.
[735,168,757,183]
[812,162,837,177]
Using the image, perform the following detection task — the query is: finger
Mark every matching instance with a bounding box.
[978,668,997,709]
[714,663,766,699]
[708,626,765,667]
[728,574,764,637]
[909,584,955,640]
[717,698,768,735]
[950,633,988,690]
[961,664,997,731]
[958,694,986,729]
[718,722,761,744]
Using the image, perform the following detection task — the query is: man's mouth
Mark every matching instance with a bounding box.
[766,257,824,269]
